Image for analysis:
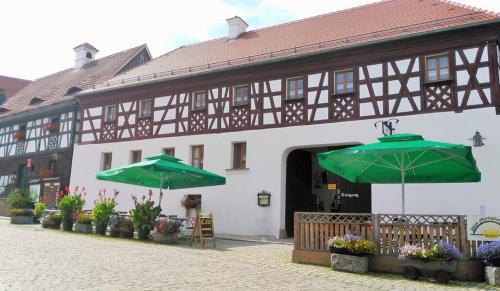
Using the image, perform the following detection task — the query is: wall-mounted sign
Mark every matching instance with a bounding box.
[327,183,337,190]
[467,215,500,241]
[257,190,271,206]
[341,193,359,198]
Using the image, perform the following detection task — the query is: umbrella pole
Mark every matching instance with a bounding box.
[401,168,405,214]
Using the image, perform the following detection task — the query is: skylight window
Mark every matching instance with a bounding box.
[29,97,44,105]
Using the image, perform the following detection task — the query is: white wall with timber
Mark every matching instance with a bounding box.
[70,107,500,238]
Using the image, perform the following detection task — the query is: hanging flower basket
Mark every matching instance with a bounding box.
[13,131,26,141]
[44,123,60,133]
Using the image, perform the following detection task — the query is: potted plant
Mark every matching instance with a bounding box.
[477,241,500,286]
[43,123,60,133]
[42,213,62,229]
[34,202,46,224]
[398,242,462,283]
[181,195,201,218]
[58,187,85,231]
[7,188,33,224]
[328,234,376,274]
[152,217,183,244]
[109,214,135,238]
[74,212,93,234]
[130,190,162,240]
[92,189,118,235]
[12,131,26,141]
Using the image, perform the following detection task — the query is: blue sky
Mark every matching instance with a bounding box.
[0,0,498,80]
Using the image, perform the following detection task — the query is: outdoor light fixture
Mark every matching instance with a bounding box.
[257,190,271,207]
[374,118,399,136]
[472,131,486,147]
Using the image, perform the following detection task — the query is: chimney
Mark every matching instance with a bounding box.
[73,43,99,69]
[226,16,248,41]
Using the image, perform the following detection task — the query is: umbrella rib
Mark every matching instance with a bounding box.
[432,148,477,170]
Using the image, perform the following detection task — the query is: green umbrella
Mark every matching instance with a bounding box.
[96,154,226,203]
[318,133,481,213]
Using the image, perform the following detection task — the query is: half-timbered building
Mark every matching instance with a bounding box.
[72,0,500,238]
[0,43,151,214]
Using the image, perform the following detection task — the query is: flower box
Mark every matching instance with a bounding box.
[43,123,60,133]
[331,253,369,274]
[75,223,93,234]
[152,231,178,244]
[109,215,134,239]
[12,131,26,141]
[10,215,34,224]
[485,266,500,286]
[398,255,458,283]
[42,214,62,229]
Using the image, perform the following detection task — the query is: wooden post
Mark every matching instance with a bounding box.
[294,212,300,250]
[458,215,469,257]
[372,214,381,255]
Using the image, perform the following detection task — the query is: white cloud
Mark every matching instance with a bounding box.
[0,0,498,80]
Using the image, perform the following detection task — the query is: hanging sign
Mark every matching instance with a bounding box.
[467,215,500,241]
[190,213,216,248]
[327,183,337,190]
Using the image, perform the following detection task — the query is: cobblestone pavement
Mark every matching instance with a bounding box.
[0,220,494,291]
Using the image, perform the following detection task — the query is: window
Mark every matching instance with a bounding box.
[334,70,354,94]
[102,152,112,170]
[233,85,249,106]
[232,142,247,169]
[139,99,152,118]
[192,91,207,110]
[426,54,450,82]
[287,77,304,99]
[86,52,93,59]
[191,145,204,169]
[130,150,142,164]
[104,105,117,122]
[162,147,175,156]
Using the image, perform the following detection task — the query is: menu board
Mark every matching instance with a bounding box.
[190,213,216,248]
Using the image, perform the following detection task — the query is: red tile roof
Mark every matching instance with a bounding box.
[0,44,148,117]
[91,0,499,92]
[0,76,31,99]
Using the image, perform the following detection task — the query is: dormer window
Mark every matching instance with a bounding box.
[192,91,207,111]
[104,105,117,122]
[29,97,44,105]
[426,54,450,82]
[138,99,152,118]
[286,77,304,100]
[0,107,9,114]
[66,87,82,95]
[86,52,93,59]
[334,69,355,94]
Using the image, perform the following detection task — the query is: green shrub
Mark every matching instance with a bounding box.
[130,191,162,232]
[7,188,32,209]
[34,203,46,219]
[74,212,93,224]
[58,191,85,223]
[92,189,118,226]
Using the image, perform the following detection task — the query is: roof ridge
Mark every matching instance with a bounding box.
[33,44,147,81]
[437,0,500,17]
[0,75,31,82]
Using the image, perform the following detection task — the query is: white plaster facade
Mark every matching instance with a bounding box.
[70,107,500,238]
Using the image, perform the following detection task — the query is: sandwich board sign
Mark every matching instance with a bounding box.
[190,213,216,248]
[467,215,500,241]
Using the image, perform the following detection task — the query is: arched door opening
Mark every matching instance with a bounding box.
[285,145,371,237]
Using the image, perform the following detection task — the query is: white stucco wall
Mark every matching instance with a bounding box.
[70,107,500,238]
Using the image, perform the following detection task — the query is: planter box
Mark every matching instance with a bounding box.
[398,255,458,283]
[485,266,499,286]
[10,216,34,224]
[152,231,178,244]
[331,253,369,274]
[75,223,93,234]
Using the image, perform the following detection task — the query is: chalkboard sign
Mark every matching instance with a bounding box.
[190,213,216,248]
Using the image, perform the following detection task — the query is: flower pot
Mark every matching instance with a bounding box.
[95,223,108,235]
[485,266,500,286]
[43,218,61,229]
[331,253,369,274]
[75,223,93,234]
[62,220,74,231]
[398,255,458,283]
[10,216,34,224]
[152,231,178,244]
[138,229,151,240]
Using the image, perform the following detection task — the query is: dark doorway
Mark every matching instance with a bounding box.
[285,146,371,237]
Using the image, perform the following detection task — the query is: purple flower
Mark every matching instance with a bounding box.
[478,241,500,267]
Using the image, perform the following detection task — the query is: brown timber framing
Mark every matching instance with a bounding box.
[78,23,500,144]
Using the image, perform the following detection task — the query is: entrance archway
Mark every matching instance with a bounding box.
[284,145,372,237]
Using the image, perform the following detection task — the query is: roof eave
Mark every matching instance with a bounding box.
[77,19,500,97]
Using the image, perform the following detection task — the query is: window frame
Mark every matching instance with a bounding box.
[138,99,152,119]
[425,53,451,83]
[192,91,207,111]
[286,76,305,100]
[334,69,355,95]
[232,142,247,170]
[130,150,142,164]
[101,152,113,170]
[232,84,250,107]
[104,104,117,123]
[162,147,175,157]
[191,145,204,169]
